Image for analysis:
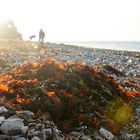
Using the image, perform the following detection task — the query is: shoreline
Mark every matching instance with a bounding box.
[50,41,140,52]
[47,42,140,57]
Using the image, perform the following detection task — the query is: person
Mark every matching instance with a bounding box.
[39,29,45,44]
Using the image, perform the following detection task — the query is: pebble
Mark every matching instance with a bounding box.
[0,116,6,124]
[0,106,9,114]
[22,110,34,117]
[127,59,132,63]
[31,136,40,140]
[135,108,140,114]
[93,132,105,140]
[69,131,83,138]
[1,115,24,136]
[21,126,29,136]
[15,137,27,140]
[99,128,114,140]
[53,134,64,140]
[80,135,92,140]
[125,133,135,140]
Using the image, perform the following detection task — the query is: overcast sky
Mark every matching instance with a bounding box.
[0,0,140,41]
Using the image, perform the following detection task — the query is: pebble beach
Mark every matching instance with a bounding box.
[0,40,140,140]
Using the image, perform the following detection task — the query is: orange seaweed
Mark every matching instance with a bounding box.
[0,84,9,91]
[127,91,140,96]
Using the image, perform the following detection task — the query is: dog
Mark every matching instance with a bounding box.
[30,35,36,40]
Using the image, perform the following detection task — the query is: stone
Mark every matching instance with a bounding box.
[15,137,26,140]
[125,133,135,140]
[93,132,105,140]
[1,115,24,136]
[135,108,140,114]
[44,128,53,135]
[52,134,64,140]
[31,136,40,140]
[0,116,6,124]
[23,110,34,117]
[127,59,132,63]
[99,128,114,140]
[0,106,9,114]
[21,126,29,136]
[69,131,83,137]
[81,135,92,140]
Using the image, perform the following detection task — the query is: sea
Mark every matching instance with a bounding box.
[54,41,140,52]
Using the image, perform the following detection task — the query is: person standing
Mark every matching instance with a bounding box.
[39,29,45,44]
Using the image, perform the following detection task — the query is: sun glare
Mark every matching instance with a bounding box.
[0,0,140,41]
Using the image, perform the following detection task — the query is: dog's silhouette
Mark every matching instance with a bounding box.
[30,35,36,40]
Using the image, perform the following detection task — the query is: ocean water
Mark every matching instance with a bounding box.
[58,41,140,52]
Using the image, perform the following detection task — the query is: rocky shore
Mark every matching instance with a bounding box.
[0,40,139,140]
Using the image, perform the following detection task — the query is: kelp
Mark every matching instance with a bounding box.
[0,59,137,133]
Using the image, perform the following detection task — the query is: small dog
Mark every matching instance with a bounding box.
[30,35,36,40]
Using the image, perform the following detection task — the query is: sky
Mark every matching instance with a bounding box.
[0,0,140,41]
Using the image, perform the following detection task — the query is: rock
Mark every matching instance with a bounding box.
[52,128,62,135]
[127,59,132,63]
[15,137,26,140]
[135,108,140,114]
[21,126,29,136]
[69,131,83,137]
[93,132,105,140]
[125,133,135,140]
[31,136,40,140]
[44,128,53,135]
[99,128,114,140]
[42,128,52,139]
[52,134,64,140]
[1,115,24,136]
[43,128,64,140]
[14,137,26,140]
[0,116,6,124]
[22,110,34,117]
[80,135,92,140]
[0,106,9,114]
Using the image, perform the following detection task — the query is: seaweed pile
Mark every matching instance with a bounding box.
[0,60,132,132]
